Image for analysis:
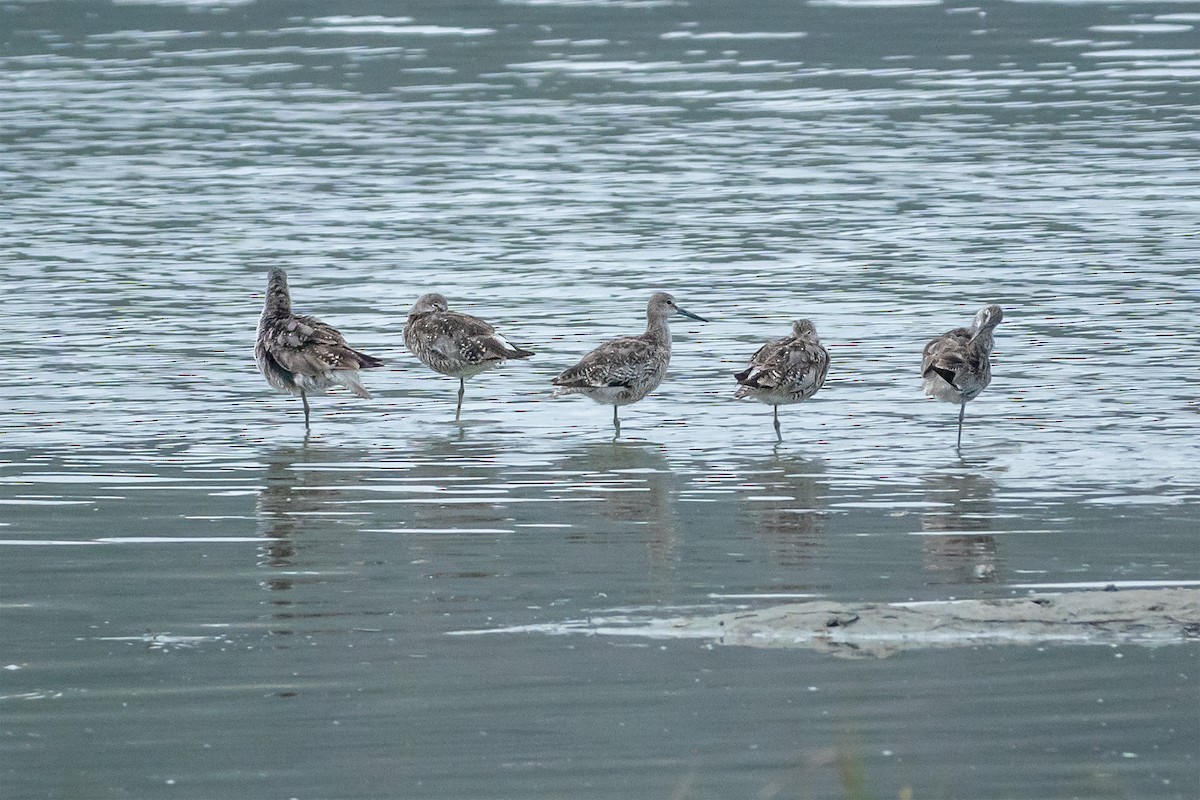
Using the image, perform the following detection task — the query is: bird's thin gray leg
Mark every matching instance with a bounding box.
[773,405,781,442]
[301,390,311,431]
[956,403,965,449]
[456,378,465,421]
[612,405,620,438]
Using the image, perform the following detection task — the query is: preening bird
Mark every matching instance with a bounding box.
[921,304,1004,448]
[255,268,385,431]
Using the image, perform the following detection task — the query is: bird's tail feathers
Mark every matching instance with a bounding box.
[735,367,770,389]
[351,350,387,369]
[337,371,373,399]
[551,384,583,398]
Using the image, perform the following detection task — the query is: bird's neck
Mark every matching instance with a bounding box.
[644,316,671,344]
[263,274,292,317]
[970,329,995,353]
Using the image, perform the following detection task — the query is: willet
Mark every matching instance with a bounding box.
[551,292,707,436]
[255,268,385,431]
[921,304,1004,448]
[734,319,830,441]
[403,293,534,420]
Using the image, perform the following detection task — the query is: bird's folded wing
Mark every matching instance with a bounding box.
[922,336,971,387]
[737,338,790,388]
[267,315,362,373]
[554,337,652,387]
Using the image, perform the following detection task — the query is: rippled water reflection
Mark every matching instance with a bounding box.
[2,0,1198,797]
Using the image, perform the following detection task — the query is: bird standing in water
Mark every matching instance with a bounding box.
[921,304,1004,448]
[255,268,385,431]
[403,293,534,420]
[735,319,830,442]
[551,292,707,436]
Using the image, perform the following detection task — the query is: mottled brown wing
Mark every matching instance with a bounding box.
[735,335,792,388]
[922,327,973,387]
[553,336,657,388]
[267,314,379,375]
[443,311,496,339]
[782,339,829,396]
[446,311,533,362]
[406,311,531,375]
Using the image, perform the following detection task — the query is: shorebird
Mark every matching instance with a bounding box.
[255,268,385,431]
[403,293,534,420]
[734,319,830,441]
[921,304,1004,448]
[551,292,707,436]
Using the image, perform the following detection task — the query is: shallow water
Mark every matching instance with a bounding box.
[2,0,1198,797]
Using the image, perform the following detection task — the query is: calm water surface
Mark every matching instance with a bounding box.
[2,0,1198,798]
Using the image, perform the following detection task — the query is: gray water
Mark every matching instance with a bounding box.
[2,0,1199,797]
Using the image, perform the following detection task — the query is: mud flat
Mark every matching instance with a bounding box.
[462,588,1200,658]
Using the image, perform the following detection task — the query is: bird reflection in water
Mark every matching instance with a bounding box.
[738,455,829,576]
[388,435,516,540]
[555,441,682,569]
[920,456,1002,584]
[255,445,372,619]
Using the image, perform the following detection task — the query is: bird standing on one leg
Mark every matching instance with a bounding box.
[734,319,830,442]
[403,293,534,420]
[921,304,1004,448]
[551,292,707,437]
[255,268,385,431]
